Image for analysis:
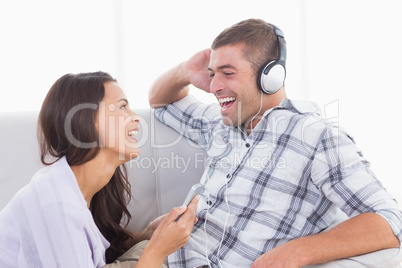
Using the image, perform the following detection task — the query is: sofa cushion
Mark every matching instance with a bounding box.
[125,109,205,232]
[0,112,43,209]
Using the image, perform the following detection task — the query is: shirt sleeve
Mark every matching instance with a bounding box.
[153,95,221,147]
[311,125,402,243]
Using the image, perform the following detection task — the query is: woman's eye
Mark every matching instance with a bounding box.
[121,105,127,110]
[209,73,215,78]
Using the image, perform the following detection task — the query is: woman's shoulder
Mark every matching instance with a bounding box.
[1,157,91,236]
[6,156,87,219]
[34,157,86,203]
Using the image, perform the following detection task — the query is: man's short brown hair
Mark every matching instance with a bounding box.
[211,18,283,76]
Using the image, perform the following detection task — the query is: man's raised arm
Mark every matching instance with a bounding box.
[148,49,212,108]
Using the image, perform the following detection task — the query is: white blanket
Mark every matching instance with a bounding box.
[0,156,109,268]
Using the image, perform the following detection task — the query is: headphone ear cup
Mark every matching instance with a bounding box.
[257,61,286,95]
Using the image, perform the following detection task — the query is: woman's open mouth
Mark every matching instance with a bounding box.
[128,128,139,141]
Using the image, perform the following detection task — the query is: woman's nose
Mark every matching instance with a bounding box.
[131,115,140,124]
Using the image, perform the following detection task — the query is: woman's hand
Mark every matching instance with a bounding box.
[143,214,168,240]
[124,214,168,248]
[141,195,200,262]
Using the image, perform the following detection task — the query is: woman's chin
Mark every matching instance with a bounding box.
[126,149,140,161]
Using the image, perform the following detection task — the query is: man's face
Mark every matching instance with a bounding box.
[208,43,262,127]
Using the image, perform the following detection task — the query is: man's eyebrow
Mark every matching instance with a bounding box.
[208,64,237,72]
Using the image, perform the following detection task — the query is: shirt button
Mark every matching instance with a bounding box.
[207,200,213,206]
[245,143,251,148]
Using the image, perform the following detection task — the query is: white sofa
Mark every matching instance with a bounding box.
[0,109,401,267]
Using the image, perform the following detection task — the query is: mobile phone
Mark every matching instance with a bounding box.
[175,183,204,222]
[182,183,204,206]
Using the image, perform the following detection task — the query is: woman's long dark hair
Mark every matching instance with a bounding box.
[38,72,133,263]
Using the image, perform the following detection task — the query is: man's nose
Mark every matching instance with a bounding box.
[209,75,224,95]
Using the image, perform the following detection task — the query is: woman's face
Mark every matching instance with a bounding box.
[96,81,141,163]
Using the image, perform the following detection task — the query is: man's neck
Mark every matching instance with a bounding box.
[245,88,287,135]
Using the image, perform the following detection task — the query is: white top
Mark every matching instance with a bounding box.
[0,156,110,268]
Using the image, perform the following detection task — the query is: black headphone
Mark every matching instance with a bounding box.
[257,24,287,95]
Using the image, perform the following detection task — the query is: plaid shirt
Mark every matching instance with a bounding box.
[154,95,402,268]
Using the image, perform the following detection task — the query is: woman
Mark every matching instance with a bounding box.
[0,72,198,267]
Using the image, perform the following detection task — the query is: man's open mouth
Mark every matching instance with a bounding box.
[218,97,236,111]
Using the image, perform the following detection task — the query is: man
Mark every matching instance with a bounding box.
[148,19,402,267]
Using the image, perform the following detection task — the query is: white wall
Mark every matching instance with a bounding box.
[0,0,401,200]
[0,0,119,111]
[301,0,402,200]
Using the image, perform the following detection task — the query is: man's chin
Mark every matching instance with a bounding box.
[221,116,240,127]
